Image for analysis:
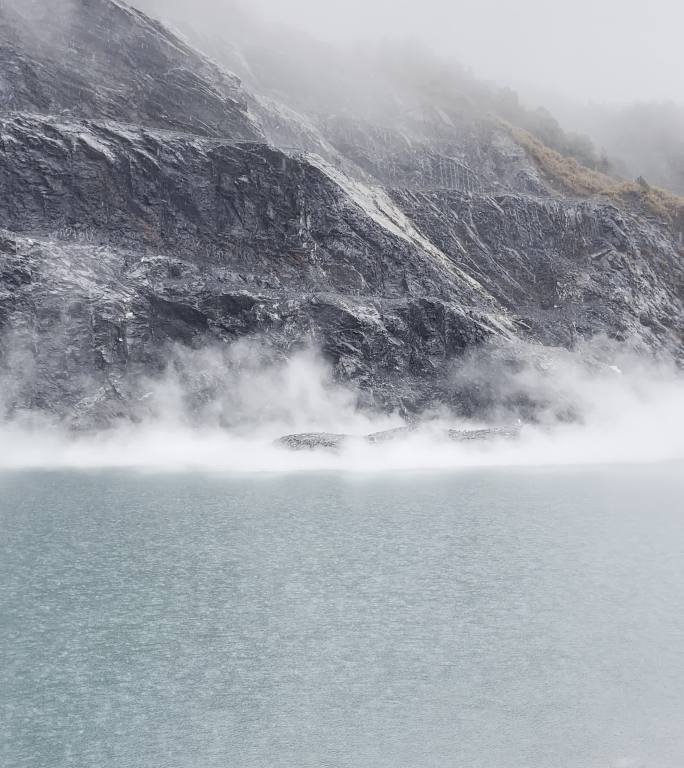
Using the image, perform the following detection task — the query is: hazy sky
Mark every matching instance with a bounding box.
[243,0,683,104]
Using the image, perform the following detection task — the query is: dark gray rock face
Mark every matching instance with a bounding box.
[392,190,683,351]
[0,0,262,140]
[0,0,682,426]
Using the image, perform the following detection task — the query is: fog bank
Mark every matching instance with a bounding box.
[137,0,684,104]
[1,340,682,472]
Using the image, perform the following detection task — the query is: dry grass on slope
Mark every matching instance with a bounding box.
[508,124,684,236]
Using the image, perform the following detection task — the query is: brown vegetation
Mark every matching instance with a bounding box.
[507,124,684,235]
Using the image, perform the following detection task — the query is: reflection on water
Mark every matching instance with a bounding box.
[1,465,683,767]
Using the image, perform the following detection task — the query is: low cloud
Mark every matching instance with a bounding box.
[0,336,682,471]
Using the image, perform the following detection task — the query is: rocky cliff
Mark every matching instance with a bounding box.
[0,0,682,427]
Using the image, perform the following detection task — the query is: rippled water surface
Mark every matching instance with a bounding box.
[2,466,683,767]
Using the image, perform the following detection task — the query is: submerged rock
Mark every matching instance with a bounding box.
[275,425,522,451]
[275,433,349,451]
[446,426,522,442]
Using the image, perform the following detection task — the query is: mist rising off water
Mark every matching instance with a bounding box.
[0,339,682,471]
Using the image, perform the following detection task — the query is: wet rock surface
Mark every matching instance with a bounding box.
[275,425,522,451]
[0,0,682,427]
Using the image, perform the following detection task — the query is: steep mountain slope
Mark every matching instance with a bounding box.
[0,0,681,426]
[0,0,262,140]
[553,100,684,197]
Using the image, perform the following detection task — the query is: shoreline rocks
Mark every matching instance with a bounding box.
[275,424,522,451]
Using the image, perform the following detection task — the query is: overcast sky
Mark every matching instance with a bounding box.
[242,0,683,104]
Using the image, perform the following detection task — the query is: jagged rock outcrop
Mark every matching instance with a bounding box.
[0,0,262,140]
[0,0,682,426]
